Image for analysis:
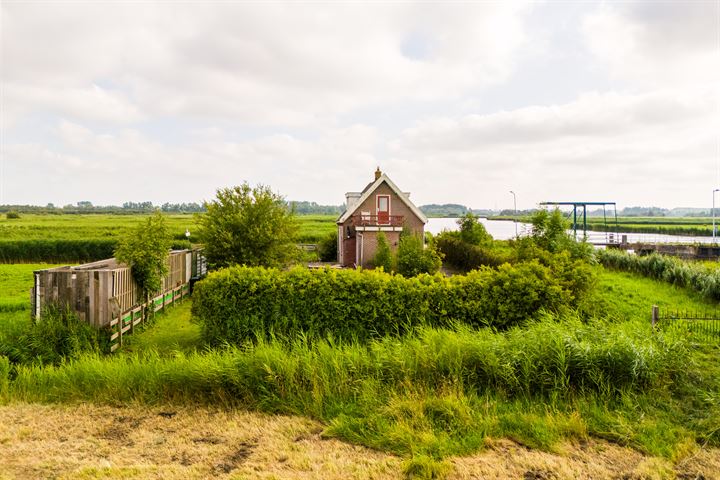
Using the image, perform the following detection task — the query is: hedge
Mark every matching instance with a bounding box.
[0,239,193,263]
[192,261,590,345]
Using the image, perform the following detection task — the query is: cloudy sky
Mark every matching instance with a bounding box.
[1,1,719,210]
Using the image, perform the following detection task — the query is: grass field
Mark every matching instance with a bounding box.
[1,260,719,478]
[0,213,336,243]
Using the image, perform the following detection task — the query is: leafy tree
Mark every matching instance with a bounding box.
[528,208,592,260]
[196,183,299,269]
[396,233,442,277]
[114,211,172,318]
[372,232,394,272]
[457,213,493,246]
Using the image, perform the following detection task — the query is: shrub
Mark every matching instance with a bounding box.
[372,232,394,272]
[317,231,338,262]
[435,232,507,271]
[5,211,20,219]
[192,262,584,345]
[396,234,442,277]
[457,213,492,246]
[2,306,105,365]
[196,183,299,269]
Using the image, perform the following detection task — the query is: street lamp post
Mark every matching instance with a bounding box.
[713,189,720,244]
[509,191,517,237]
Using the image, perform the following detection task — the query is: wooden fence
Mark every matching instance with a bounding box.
[652,305,720,342]
[109,282,190,352]
[32,248,205,351]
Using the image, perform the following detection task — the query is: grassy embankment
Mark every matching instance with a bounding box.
[1,260,718,478]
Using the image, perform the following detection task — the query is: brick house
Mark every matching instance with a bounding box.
[337,168,427,267]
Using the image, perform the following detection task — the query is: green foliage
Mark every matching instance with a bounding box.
[530,208,572,252]
[435,232,508,272]
[196,183,299,269]
[5,211,20,219]
[372,232,394,272]
[191,262,590,345]
[1,306,104,365]
[597,249,720,301]
[0,355,8,401]
[5,316,709,464]
[114,211,172,300]
[0,239,117,263]
[317,230,338,262]
[396,234,442,277]
[457,213,492,246]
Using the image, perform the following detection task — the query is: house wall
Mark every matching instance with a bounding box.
[351,182,424,234]
[337,180,425,267]
[358,231,401,268]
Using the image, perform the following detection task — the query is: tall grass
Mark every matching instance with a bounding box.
[3,314,713,471]
[597,249,720,301]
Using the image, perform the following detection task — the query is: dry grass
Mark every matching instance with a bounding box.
[0,403,718,480]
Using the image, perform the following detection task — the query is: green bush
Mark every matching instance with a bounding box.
[1,306,105,365]
[5,211,20,219]
[192,262,587,345]
[435,233,507,271]
[396,234,442,277]
[317,230,338,262]
[372,232,394,272]
[457,213,492,246]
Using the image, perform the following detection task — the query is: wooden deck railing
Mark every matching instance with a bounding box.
[351,214,404,227]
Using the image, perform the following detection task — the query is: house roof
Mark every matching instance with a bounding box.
[337,173,428,224]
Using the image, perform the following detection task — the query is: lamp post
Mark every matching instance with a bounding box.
[713,189,720,244]
[509,190,517,237]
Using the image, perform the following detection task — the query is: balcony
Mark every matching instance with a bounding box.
[351,214,405,229]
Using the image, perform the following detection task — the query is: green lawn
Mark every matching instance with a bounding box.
[122,301,201,355]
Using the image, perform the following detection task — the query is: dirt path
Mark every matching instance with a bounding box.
[0,403,717,479]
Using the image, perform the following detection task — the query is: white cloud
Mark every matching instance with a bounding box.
[582,2,720,88]
[389,89,719,208]
[2,2,532,127]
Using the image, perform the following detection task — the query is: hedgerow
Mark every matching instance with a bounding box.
[192,261,593,345]
[0,239,192,263]
[597,249,720,301]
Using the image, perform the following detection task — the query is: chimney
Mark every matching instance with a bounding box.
[374,166,382,180]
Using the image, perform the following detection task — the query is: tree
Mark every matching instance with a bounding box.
[114,211,172,319]
[317,230,338,262]
[457,213,493,246]
[396,233,442,277]
[372,232,394,272]
[196,183,299,269]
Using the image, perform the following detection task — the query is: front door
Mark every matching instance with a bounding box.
[377,195,390,224]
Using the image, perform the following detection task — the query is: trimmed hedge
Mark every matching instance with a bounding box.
[192,262,589,345]
[0,239,192,263]
[597,248,720,301]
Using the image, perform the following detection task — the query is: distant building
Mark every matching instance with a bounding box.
[336,168,427,267]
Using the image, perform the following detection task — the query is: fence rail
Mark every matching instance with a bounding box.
[652,305,720,342]
[109,283,190,352]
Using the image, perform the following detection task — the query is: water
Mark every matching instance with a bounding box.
[426,217,716,245]
[426,217,530,240]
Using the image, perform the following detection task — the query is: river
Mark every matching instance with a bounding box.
[425,217,717,245]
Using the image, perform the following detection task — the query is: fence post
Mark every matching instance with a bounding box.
[652,305,659,329]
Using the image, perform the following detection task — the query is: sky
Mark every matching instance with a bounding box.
[1,0,719,210]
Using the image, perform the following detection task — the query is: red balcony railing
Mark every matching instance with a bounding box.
[351,214,405,227]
